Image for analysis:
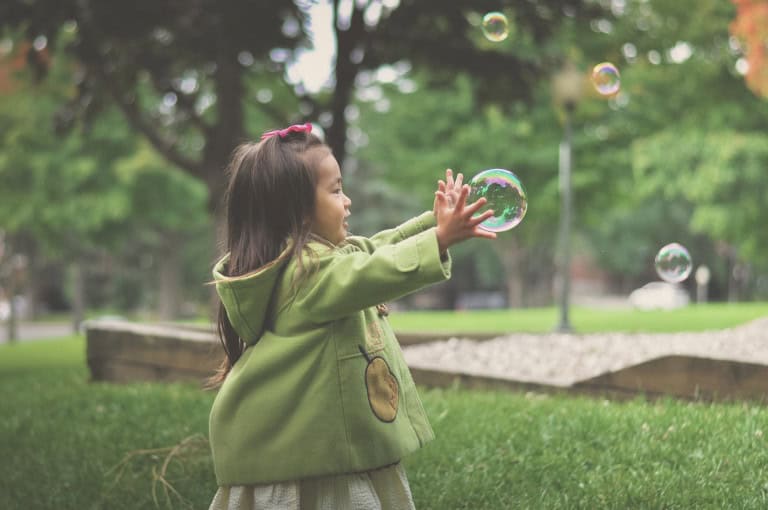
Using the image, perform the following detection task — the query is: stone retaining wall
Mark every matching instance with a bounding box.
[84,320,462,386]
[84,320,768,401]
[86,320,221,385]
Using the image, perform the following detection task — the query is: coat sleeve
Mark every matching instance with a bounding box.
[346,211,436,254]
[292,227,450,323]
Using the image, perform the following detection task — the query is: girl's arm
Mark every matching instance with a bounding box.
[292,227,450,323]
[291,184,494,323]
[346,169,461,252]
[289,228,451,323]
[346,211,436,253]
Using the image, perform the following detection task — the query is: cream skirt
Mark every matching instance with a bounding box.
[208,462,415,510]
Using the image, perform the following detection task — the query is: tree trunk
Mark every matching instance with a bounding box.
[203,0,245,265]
[327,1,366,168]
[494,237,525,308]
[71,259,85,334]
[157,232,182,321]
[21,243,39,320]
[6,272,18,344]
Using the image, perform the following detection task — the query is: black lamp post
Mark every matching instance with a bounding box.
[552,62,584,333]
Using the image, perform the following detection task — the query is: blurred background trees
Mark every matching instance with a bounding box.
[0,0,766,327]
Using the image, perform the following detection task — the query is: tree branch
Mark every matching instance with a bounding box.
[108,86,205,177]
[247,85,291,126]
[160,81,215,139]
[74,0,205,178]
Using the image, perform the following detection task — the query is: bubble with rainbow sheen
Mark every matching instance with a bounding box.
[482,12,509,42]
[591,62,621,96]
[654,243,692,283]
[468,168,527,232]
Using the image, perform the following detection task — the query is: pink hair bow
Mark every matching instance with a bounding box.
[260,122,313,141]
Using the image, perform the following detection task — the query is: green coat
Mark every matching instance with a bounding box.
[209,211,451,486]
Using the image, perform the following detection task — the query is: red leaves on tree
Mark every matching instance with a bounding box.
[730,0,768,98]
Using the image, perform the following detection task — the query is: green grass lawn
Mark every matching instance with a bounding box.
[30,301,767,336]
[3,335,768,509]
[387,302,768,334]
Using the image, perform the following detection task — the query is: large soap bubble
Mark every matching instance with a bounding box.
[468,168,528,232]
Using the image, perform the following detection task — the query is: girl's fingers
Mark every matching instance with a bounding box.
[455,173,463,189]
[464,196,488,216]
[468,209,495,227]
[455,185,470,211]
[446,169,454,188]
[473,228,497,240]
[438,180,446,193]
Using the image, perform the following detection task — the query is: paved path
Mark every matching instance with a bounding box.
[0,322,74,344]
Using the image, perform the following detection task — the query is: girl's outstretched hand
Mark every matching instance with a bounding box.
[433,183,496,255]
[435,168,463,209]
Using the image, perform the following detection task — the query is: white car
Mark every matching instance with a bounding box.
[629,281,690,310]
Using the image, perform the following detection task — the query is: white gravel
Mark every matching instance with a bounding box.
[402,317,768,387]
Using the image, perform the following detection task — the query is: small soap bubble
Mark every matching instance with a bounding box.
[591,62,621,96]
[468,168,527,232]
[482,12,509,42]
[655,243,692,283]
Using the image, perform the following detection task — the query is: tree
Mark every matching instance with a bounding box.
[0,47,137,328]
[1,0,307,243]
[350,72,564,306]
[0,36,209,324]
[0,0,606,247]
[562,0,768,298]
[730,0,768,98]
[633,130,768,274]
[348,0,768,304]
[110,142,210,319]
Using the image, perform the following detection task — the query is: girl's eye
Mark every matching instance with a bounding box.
[334,188,343,194]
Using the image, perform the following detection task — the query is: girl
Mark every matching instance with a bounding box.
[207,123,496,510]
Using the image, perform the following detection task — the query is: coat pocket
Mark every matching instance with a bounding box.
[393,237,420,272]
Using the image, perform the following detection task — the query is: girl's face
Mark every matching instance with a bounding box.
[310,151,351,245]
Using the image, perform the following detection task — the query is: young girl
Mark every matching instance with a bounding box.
[207,123,496,510]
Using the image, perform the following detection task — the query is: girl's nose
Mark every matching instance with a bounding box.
[343,193,351,207]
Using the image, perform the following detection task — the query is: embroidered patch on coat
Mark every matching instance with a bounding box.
[358,345,399,422]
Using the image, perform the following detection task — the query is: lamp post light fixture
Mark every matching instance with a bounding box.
[552,61,584,333]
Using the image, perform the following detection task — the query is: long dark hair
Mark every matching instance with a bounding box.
[207,130,326,388]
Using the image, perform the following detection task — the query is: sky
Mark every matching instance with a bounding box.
[287,2,336,93]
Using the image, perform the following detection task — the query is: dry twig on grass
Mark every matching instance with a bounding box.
[105,434,210,508]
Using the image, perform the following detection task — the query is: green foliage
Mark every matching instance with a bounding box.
[3,0,768,308]
[633,130,768,270]
[0,72,136,255]
[355,74,560,230]
[0,0,305,130]
[561,0,768,289]
[0,27,213,311]
[369,0,608,105]
[111,140,209,240]
[351,74,564,296]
